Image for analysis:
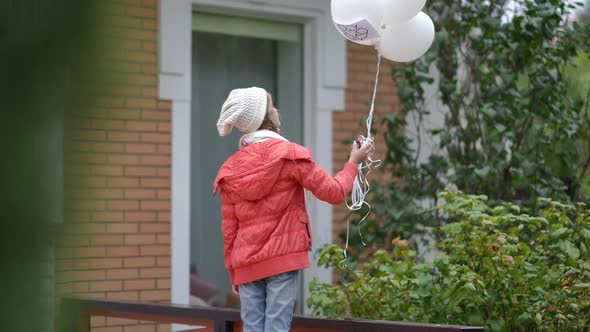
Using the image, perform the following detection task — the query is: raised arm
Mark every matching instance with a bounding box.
[293,142,371,205]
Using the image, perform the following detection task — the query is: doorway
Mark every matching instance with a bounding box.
[190,11,304,310]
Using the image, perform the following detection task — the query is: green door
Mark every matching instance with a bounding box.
[190,12,303,308]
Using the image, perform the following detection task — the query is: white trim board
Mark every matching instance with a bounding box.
[159,0,347,316]
[192,11,302,42]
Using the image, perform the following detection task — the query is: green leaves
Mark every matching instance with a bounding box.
[551,227,569,238]
[336,0,590,327]
[345,0,590,286]
[559,240,581,260]
[573,283,590,289]
[311,192,590,330]
[380,0,590,240]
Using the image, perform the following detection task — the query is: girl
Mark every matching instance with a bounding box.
[214,87,371,332]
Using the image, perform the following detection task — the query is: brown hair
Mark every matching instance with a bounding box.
[257,94,281,134]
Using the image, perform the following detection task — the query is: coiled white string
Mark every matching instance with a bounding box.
[340,52,383,269]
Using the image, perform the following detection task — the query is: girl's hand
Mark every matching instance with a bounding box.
[348,139,372,165]
[232,284,240,295]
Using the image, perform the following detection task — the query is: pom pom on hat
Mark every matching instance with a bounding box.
[217,87,268,136]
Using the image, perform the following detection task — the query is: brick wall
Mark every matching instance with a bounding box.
[332,42,401,249]
[56,1,171,331]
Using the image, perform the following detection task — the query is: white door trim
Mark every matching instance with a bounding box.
[159,0,346,313]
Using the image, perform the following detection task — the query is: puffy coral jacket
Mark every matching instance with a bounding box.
[213,139,359,285]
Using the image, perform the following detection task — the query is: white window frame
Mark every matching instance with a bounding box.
[158,0,346,314]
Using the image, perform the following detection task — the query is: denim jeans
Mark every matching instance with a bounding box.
[238,270,300,332]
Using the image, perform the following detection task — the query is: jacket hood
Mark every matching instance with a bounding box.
[213,139,312,201]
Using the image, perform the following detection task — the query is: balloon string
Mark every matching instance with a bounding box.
[366,52,381,137]
[340,52,382,269]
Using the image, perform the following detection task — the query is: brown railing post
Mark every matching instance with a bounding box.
[60,298,90,332]
[223,320,235,332]
[212,318,237,332]
[78,311,90,332]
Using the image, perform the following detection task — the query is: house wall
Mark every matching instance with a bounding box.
[333,42,401,250]
[54,1,400,330]
[55,1,172,331]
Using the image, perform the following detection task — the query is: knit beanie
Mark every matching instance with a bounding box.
[217,87,268,136]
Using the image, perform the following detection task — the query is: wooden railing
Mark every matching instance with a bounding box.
[60,297,484,332]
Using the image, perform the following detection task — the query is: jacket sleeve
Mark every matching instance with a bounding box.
[220,189,238,285]
[294,159,359,205]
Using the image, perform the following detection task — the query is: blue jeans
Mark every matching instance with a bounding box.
[238,270,300,332]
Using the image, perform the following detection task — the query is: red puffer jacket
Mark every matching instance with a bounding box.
[213,139,359,285]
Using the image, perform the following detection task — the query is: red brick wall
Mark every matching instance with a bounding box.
[332,42,401,247]
[56,1,171,331]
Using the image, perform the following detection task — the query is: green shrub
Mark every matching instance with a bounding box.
[309,191,590,331]
[343,0,590,259]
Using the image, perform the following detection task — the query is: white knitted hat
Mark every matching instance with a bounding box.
[217,87,268,136]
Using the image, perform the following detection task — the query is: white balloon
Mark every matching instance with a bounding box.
[378,12,435,62]
[331,0,385,45]
[381,0,427,26]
